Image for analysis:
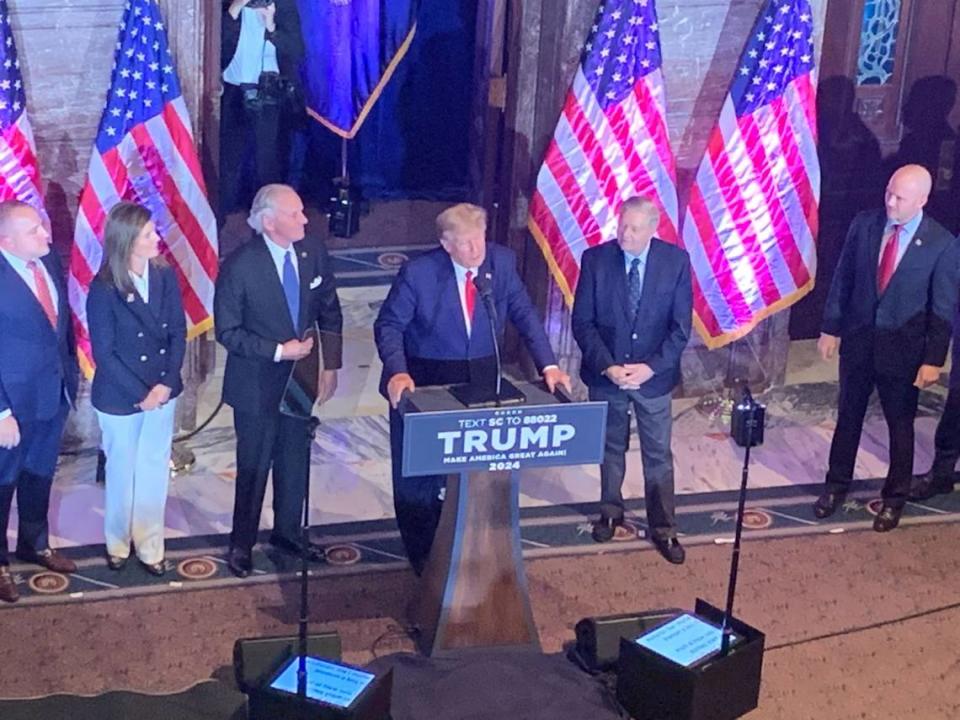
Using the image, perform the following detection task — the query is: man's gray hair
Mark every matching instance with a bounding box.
[247,184,293,234]
[620,195,660,222]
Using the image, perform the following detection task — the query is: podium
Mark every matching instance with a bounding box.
[400,382,606,656]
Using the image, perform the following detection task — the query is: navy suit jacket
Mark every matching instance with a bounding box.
[374,245,557,394]
[572,239,692,398]
[215,235,343,415]
[822,209,959,378]
[0,250,78,424]
[87,265,187,415]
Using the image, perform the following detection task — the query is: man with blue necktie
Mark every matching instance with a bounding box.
[815,164,959,532]
[215,184,342,577]
[0,200,80,602]
[572,196,692,564]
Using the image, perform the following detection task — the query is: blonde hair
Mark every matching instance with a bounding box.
[436,203,487,239]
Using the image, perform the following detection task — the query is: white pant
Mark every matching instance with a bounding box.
[96,400,176,564]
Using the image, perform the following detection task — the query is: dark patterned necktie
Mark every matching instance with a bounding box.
[627,258,642,314]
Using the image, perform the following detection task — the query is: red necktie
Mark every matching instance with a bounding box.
[464,270,476,325]
[27,260,58,328]
[877,225,901,295]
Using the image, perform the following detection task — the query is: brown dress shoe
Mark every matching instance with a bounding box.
[0,567,19,603]
[16,548,77,574]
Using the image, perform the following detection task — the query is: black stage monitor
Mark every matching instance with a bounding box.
[249,653,392,720]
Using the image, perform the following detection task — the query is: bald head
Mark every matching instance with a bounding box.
[885,164,932,224]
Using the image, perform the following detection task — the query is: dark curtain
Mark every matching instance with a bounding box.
[295,0,477,205]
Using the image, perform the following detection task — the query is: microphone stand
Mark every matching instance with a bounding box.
[476,284,503,401]
[720,392,757,655]
[297,415,320,696]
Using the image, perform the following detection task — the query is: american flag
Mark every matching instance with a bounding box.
[528,0,679,305]
[682,0,819,348]
[0,2,44,215]
[69,0,218,377]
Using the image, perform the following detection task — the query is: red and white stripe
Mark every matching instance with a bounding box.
[0,113,45,215]
[682,72,819,347]
[70,96,218,377]
[529,65,680,304]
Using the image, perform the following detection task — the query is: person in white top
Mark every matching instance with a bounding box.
[219,0,305,218]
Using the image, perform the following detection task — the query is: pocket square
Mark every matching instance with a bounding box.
[309,275,323,290]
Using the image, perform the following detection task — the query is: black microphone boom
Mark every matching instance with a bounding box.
[473,273,501,398]
[449,272,525,407]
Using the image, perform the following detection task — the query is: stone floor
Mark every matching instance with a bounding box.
[8,265,953,551]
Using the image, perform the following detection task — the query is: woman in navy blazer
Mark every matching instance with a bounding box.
[87,202,186,575]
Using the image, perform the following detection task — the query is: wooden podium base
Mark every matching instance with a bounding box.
[409,469,540,656]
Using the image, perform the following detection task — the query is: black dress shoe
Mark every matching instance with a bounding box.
[652,537,686,565]
[106,554,128,571]
[591,516,624,543]
[139,558,166,577]
[813,491,845,519]
[873,505,902,532]
[268,536,326,563]
[908,473,955,501]
[226,548,253,578]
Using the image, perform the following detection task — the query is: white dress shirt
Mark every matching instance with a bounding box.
[263,236,300,362]
[129,262,150,304]
[223,7,280,86]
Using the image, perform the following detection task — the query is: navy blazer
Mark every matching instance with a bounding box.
[87,264,187,415]
[0,250,78,422]
[572,239,693,398]
[822,209,959,378]
[215,235,343,415]
[374,245,557,394]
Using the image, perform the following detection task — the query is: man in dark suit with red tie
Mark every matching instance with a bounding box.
[0,200,79,603]
[215,184,343,578]
[374,203,571,573]
[815,164,959,531]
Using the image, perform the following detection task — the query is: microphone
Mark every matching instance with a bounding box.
[472,271,502,398]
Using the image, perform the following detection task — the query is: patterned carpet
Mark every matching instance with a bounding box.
[5,479,958,607]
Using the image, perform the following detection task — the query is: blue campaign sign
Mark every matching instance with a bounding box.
[402,401,608,477]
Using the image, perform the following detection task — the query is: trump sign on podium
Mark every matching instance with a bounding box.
[401,401,607,477]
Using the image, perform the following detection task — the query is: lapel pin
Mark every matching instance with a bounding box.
[126,293,135,303]
[915,238,922,246]
[301,251,307,258]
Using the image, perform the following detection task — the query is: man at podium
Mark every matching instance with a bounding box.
[374,203,570,573]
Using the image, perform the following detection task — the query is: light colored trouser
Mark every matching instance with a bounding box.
[96,399,176,564]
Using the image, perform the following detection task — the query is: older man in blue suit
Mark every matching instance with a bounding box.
[572,196,692,564]
[0,200,79,602]
[374,203,570,573]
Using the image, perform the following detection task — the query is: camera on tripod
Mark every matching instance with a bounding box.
[730,386,765,448]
